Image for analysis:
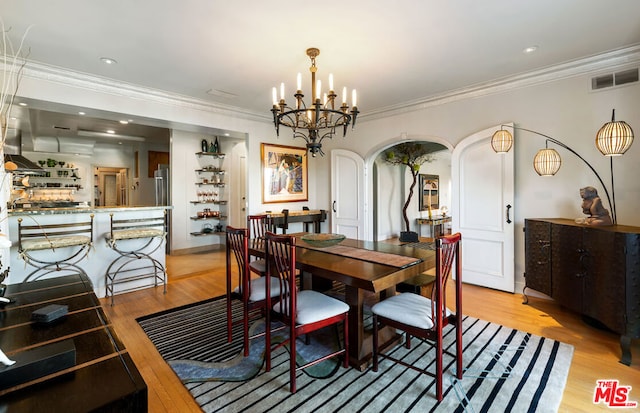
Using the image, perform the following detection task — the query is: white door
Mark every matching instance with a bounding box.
[331,149,365,239]
[452,124,515,292]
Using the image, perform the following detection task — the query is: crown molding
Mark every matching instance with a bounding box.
[362,44,640,121]
[18,44,640,125]
[21,61,271,123]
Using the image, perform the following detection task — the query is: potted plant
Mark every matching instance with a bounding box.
[383,142,442,242]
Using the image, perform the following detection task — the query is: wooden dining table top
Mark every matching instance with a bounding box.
[248,234,435,292]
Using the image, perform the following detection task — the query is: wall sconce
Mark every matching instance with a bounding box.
[491,110,634,225]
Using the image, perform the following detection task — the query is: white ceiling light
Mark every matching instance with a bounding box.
[77,129,145,141]
[523,45,538,54]
[100,57,117,65]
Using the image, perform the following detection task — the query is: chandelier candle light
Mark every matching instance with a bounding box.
[491,109,634,225]
[271,48,359,157]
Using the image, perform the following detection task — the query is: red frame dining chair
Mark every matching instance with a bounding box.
[226,226,282,356]
[371,232,463,401]
[264,231,350,393]
[247,214,271,276]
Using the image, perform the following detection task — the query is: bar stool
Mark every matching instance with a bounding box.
[105,212,167,305]
[17,215,94,282]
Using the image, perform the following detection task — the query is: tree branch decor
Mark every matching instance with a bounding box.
[1,19,31,149]
[383,142,437,237]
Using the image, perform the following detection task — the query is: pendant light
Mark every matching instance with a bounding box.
[490,129,513,153]
[533,147,562,176]
[595,109,634,156]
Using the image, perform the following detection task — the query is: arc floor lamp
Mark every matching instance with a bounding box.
[491,110,634,225]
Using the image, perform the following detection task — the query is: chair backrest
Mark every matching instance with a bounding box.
[432,232,462,326]
[18,215,94,248]
[265,231,296,323]
[226,226,252,300]
[247,214,271,239]
[109,212,166,236]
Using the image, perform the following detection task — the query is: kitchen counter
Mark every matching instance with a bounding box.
[9,204,172,216]
[6,205,172,299]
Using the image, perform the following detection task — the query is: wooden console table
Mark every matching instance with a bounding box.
[524,218,640,365]
[416,216,451,238]
[264,209,327,233]
[0,274,147,411]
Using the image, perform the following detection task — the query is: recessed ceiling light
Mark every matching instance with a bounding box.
[106,130,115,134]
[119,120,129,124]
[18,102,27,106]
[523,45,538,54]
[100,57,118,65]
[78,111,86,115]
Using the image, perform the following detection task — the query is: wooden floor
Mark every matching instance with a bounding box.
[100,248,640,412]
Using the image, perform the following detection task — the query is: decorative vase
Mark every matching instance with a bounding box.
[201,139,208,153]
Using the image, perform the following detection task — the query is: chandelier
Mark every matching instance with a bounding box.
[271,48,359,157]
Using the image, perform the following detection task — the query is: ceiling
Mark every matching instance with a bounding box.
[3,1,640,148]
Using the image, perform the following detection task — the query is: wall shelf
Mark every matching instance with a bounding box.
[191,151,227,237]
[196,152,225,159]
[189,200,227,205]
[189,231,225,237]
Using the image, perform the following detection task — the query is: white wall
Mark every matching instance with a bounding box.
[11,53,640,293]
[324,65,640,293]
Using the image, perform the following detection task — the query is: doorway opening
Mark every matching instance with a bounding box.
[94,166,129,206]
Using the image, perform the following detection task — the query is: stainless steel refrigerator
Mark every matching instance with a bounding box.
[154,164,171,253]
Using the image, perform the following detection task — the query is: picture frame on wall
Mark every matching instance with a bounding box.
[418,174,439,211]
[261,143,308,203]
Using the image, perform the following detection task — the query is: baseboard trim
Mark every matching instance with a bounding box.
[170,244,224,256]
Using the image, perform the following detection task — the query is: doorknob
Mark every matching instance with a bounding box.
[506,204,512,224]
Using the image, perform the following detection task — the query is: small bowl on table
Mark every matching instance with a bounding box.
[301,233,346,248]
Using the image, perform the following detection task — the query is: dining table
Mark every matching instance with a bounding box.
[249,234,435,370]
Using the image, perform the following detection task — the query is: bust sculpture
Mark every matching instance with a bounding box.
[579,186,613,226]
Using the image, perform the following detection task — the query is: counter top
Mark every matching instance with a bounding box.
[8,205,173,216]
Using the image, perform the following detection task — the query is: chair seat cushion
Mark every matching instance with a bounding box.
[234,276,283,302]
[274,290,349,325]
[249,259,266,274]
[106,228,165,241]
[21,235,92,252]
[371,292,451,330]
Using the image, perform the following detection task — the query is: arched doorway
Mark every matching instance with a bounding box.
[364,135,453,242]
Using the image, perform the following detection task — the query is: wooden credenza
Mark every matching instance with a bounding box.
[524,218,640,365]
[0,274,147,411]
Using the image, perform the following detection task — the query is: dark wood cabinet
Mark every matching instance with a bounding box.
[524,218,640,365]
[0,274,147,411]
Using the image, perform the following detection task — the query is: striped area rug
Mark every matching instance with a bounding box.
[138,297,573,413]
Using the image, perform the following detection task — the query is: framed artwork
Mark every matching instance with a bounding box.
[261,143,308,203]
[419,174,439,211]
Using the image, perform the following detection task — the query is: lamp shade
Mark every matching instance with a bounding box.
[533,148,561,176]
[491,129,513,153]
[595,119,634,156]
